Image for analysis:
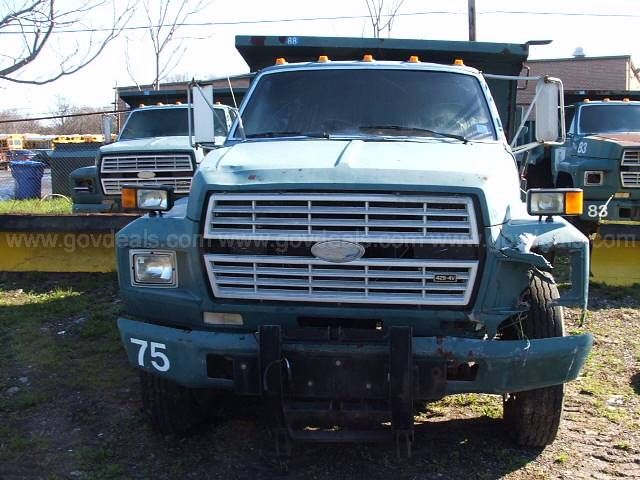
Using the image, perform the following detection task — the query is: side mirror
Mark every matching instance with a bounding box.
[535,77,565,144]
[101,115,114,144]
[191,84,217,146]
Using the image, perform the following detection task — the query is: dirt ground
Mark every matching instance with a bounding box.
[1,273,638,480]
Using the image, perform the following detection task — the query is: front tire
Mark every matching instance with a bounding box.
[501,273,565,447]
[140,371,212,436]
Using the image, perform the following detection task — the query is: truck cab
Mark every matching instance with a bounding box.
[114,36,592,461]
[561,99,640,225]
[70,103,236,212]
[528,98,640,233]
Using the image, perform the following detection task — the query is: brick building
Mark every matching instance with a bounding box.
[517,55,640,107]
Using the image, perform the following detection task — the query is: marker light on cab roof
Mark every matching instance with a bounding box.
[454,58,465,66]
[362,54,374,62]
[318,55,329,62]
[275,57,287,65]
[408,55,420,63]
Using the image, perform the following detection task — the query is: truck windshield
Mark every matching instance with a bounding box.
[238,68,496,141]
[579,105,640,134]
[120,107,228,140]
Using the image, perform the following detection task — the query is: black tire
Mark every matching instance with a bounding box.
[140,371,212,436]
[502,273,565,447]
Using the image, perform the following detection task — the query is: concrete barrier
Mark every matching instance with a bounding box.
[591,224,640,286]
[0,214,137,272]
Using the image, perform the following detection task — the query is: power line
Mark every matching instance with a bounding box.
[0,109,128,124]
[0,10,640,35]
[1,9,639,35]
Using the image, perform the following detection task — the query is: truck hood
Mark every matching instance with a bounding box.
[574,132,640,159]
[589,132,640,147]
[100,136,193,154]
[189,139,525,226]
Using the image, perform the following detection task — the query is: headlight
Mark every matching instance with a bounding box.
[130,250,177,287]
[527,188,583,216]
[121,185,174,212]
[583,171,603,186]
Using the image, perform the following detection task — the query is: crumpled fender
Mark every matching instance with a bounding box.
[495,217,589,311]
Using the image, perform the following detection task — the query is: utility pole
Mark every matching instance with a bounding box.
[468,0,476,41]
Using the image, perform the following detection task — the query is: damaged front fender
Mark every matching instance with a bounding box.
[495,217,589,310]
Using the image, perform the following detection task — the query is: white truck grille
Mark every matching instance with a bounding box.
[100,154,193,172]
[621,150,640,188]
[205,255,478,306]
[100,153,194,195]
[204,193,479,244]
[203,192,480,306]
[101,177,192,195]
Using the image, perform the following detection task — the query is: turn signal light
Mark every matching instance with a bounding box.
[121,187,137,209]
[565,190,583,215]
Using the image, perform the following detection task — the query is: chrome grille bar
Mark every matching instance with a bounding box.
[204,254,478,306]
[204,193,479,245]
[621,150,640,188]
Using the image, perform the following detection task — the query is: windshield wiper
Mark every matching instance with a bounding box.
[358,125,468,143]
[245,131,330,139]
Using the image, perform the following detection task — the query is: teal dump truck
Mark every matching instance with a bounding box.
[114,36,592,464]
[70,103,236,212]
[525,95,640,234]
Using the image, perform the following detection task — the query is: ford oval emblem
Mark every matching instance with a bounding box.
[137,171,156,179]
[311,240,365,263]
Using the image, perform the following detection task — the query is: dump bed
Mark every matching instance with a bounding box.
[236,35,529,141]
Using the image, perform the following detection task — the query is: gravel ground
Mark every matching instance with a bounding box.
[0,273,638,479]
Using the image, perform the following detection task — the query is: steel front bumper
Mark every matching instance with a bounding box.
[118,317,592,396]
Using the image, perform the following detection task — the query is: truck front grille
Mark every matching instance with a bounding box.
[100,153,194,195]
[101,177,192,195]
[203,192,481,306]
[621,150,640,188]
[204,255,478,306]
[204,193,479,244]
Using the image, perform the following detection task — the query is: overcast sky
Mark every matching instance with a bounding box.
[2,0,640,116]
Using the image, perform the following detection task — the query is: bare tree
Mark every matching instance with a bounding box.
[0,0,135,85]
[133,0,211,90]
[0,109,43,133]
[47,96,104,134]
[364,0,405,38]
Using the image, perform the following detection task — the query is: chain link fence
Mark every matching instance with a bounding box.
[0,129,105,214]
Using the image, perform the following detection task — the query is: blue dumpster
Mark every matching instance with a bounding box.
[10,160,45,200]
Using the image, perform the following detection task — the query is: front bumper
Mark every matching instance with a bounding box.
[118,317,592,397]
